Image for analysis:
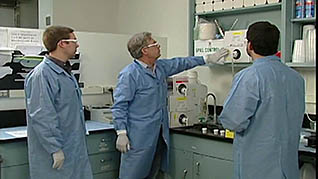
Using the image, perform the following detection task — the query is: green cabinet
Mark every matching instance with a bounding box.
[169,148,193,179]
[193,153,233,179]
[0,129,120,179]
[167,132,233,179]
[0,139,29,179]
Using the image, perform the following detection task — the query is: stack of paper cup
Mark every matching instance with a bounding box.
[292,40,305,63]
[305,29,316,64]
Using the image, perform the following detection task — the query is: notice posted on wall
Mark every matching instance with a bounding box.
[7,28,42,48]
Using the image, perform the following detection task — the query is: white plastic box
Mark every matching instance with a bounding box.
[213,0,223,11]
[204,2,213,12]
[223,0,232,10]
[232,0,244,8]
[267,0,280,3]
[244,0,254,7]
[254,0,267,5]
[196,3,205,13]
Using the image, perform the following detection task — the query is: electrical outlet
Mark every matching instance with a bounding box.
[0,90,9,97]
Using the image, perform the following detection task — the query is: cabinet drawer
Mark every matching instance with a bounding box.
[93,170,119,179]
[0,140,28,167]
[86,131,116,154]
[171,133,233,161]
[89,152,120,174]
[1,164,30,179]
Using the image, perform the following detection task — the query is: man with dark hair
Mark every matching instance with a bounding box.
[218,21,305,179]
[112,32,229,179]
[24,26,93,179]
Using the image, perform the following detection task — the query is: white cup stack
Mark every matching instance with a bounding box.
[292,40,305,63]
[302,25,316,64]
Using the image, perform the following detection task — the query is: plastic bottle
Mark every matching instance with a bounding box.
[295,0,305,18]
[305,0,315,18]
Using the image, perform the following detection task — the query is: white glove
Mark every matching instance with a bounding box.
[52,149,65,170]
[116,133,130,153]
[205,48,229,65]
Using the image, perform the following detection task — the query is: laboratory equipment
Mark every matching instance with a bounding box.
[88,105,113,124]
[224,29,252,63]
[168,71,207,128]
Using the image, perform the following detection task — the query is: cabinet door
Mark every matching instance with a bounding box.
[1,164,30,179]
[193,153,233,179]
[168,148,193,179]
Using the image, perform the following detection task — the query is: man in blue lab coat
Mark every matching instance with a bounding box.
[112,32,229,179]
[219,21,305,179]
[24,26,93,179]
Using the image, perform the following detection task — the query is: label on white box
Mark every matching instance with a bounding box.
[194,40,225,56]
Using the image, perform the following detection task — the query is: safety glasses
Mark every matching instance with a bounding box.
[145,42,159,48]
[61,39,78,44]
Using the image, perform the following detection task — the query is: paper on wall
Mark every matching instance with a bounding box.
[7,28,42,48]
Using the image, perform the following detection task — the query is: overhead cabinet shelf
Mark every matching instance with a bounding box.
[291,17,316,23]
[190,0,316,69]
[195,3,282,16]
[286,62,316,68]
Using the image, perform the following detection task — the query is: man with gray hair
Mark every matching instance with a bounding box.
[112,32,228,179]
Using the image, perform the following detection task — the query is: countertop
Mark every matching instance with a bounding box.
[170,125,316,154]
[0,120,114,141]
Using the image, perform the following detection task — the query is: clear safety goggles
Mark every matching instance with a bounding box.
[61,39,79,44]
[145,42,159,48]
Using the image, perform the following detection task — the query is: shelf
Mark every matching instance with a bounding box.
[206,63,252,68]
[286,62,316,68]
[291,18,316,24]
[195,3,281,16]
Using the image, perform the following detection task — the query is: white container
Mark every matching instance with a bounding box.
[305,29,316,63]
[244,0,254,7]
[292,40,305,63]
[213,0,223,11]
[232,0,244,8]
[202,127,207,134]
[198,22,217,40]
[213,129,219,135]
[223,0,232,10]
[254,0,266,5]
[267,0,280,4]
[196,4,205,13]
[204,2,213,12]
[90,106,113,124]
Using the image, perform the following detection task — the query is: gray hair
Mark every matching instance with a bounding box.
[127,32,152,59]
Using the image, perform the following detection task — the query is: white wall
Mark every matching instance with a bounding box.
[39,0,119,33]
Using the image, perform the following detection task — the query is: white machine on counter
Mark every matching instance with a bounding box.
[88,105,113,124]
[168,71,207,128]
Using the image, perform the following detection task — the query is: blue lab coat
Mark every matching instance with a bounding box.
[219,56,305,179]
[24,57,93,179]
[112,57,205,179]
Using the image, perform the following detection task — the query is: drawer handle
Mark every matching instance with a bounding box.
[183,169,187,179]
[100,158,112,163]
[101,138,106,142]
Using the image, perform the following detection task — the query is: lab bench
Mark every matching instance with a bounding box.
[0,121,120,179]
[166,126,316,179]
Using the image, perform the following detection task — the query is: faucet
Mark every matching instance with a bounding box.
[205,93,217,124]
